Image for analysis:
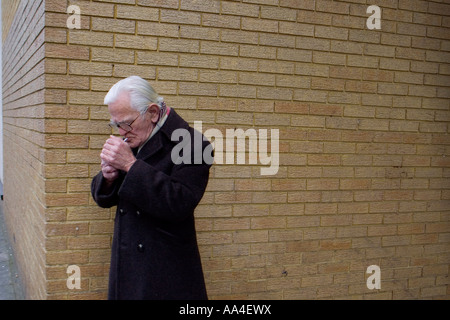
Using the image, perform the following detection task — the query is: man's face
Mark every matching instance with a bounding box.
[108,91,154,149]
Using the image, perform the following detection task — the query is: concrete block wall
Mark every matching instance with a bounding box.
[2,0,449,299]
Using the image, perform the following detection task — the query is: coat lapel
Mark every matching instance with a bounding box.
[134,109,189,161]
[135,132,163,161]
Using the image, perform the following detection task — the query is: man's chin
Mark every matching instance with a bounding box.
[127,140,140,149]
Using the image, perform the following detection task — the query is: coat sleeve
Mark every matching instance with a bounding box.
[117,158,211,223]
[91,171,125,209]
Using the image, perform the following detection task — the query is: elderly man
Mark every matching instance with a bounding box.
[91,76,212,300]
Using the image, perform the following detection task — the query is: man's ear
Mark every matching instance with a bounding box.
[147,104,160,124]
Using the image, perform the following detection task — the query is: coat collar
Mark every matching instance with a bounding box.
[134,109,189,160]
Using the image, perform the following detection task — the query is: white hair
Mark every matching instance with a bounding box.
[104,76,164,114]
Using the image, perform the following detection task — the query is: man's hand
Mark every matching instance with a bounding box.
[101,159,119,183]
[100,136,137,173]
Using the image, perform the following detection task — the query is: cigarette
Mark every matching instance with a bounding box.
[123,138,128,142]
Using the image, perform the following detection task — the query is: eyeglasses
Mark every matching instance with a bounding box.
[109,113,141,133]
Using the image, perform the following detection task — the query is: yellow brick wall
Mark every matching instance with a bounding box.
[2,0,47,299]
[2,0,450,299]
[2,0,21,43]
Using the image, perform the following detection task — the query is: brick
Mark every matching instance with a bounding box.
[315,26,348,40]
[68,91,106,105]
[239,72,275,86]
[396,47,426,60]
[160,38,200,53]
[312,77,345,91]
[201,41,239,56]
[332,15,365,29]
[138,0,178,9]
[221,2,260,17]
[313,51,346,65]
[257,87,293,100]
[202,13,240,29]
[261,6,297,21]
[280,23,314,38]
[45,58,66,74]
[220,57,257,71]
[115,34,158,50]
[179,82,218,96]
[280,0,315,10]
[91,48,135,63]
[398,22,427,37]
[295,63,329,77]
[160,9,201,25]
[361,95,392,107]
[394,71,424,85]
[45,193,90,207]
[349,30,380,44]
[221,29,259,45]
[137,51,177,66]
[180,25,220,41]
[381,33,411,47]
[45,75,89,90]
[44,27,65,44]
[428,2,450,15]
[138,21,179,37]
[368,225,397,237]
[116,4,159,20]
[277,75,310,89]
[409,85,437,98]
[260,33,296,48]
[92,17,136,34]
[67,1,114,17]
[45,43,89,60]
[68,236,111,250]
[67,178,92,193]
[275,102,308,114]
[426,51,450,63]
[308,129,342,141]
[220,84,256,99]
[347,55,379,68]
[365,44,395,57]
[340,179,371,190]
[242,45,277,60]
[45,164,89,179]
[412,37,441,51]
[69,61,113,76]
[346,80,377,93]
[278,48,312,62]
[69,30,114,47]
[378,83,408,95]
[45,135,89,149]
[317,0,349,14]
[113,64,156,79]
[330,66,362,80]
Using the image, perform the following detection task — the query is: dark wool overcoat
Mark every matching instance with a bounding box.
[91,109,212,300]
